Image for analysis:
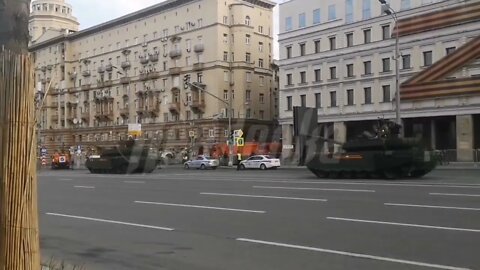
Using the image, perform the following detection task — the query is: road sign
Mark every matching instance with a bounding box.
[236,137,245,147]
[283,144,294,150]
[234,129,243,138]
[41,148,47,154]
[189,131,195,138]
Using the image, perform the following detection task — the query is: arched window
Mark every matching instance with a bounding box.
[245,16,250,26]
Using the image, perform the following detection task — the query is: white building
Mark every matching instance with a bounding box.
[278,0,480,162]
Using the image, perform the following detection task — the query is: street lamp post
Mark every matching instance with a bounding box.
[188,82,233,166]
[379,0,401,127]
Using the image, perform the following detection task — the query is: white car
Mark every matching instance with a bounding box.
[239,155,281,170]
[184,156,219,170]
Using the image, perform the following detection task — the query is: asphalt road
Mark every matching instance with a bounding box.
[38,167,480,270]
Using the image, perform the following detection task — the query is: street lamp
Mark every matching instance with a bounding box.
[378,0,401,127]
[188,82,233,166]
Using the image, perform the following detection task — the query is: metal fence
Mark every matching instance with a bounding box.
[433,149,480,164]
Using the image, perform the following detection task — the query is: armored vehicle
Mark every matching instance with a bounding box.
[85,139,159,174]
[306,119,437,179]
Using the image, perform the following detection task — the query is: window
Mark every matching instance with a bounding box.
[299,43,306,56]
[259,59,264,68]
[287,96,292,110]
[382,85,391,102]
[224,71,229,82]
[260,93,265,104]
[362,0,371,20]
[197,18,203,27]
[223,33,228,43]
[346,89,354,105]
[328,4,336,20]
[245,90,251,102]
[246,72,252,82]
[346,33,353,47]
[259,76,264,86]
[345,0,354,23]
[315,93,321,108]
[363,29,371,44]
[231,52,234,61]
[423,51,433,66]
[223,51,228,61]
[186,56,191,66]
[300,95,306,107]
[258,26,263,33]
[402,54,411,69]
[329,36,336,50]
[197,72,203,83]
[446,47,456,55]
[364,87,372,104]
[259,110,265,119]
[285,17,293,31]
[286,74,292,85]
[300,71,306,84]
[346,64,354,77]
[299,13,306,28]
[245,16,250,26]
[363,61,372,75]
[259,42,264,52]
[314,40,321,53]
[245,34,250,45]
[286,46,292,59]
[382,57,391,72]
[245,53,251,63]
[401,0,411,10]
[382,25,390,40]
[313,9,321,24]
[314,69,321,82]
[330,91,337,107]
[330,66,337,79]
[223,16,228,24]
[224,90,229,100]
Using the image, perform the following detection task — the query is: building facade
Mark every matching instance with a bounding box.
[278,0,480,162]
[29,0,79,43]
[30,0,278,156]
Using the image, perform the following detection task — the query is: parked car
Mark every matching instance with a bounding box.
[239,155,281,170]
[184,155,219,170]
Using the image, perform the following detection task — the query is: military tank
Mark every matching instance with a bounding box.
[306,119,437,179]
[85,138,159,174]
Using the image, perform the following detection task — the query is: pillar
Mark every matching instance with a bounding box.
[281,124,294,162]
[456,114,474,162]
[430,119,436,150]
[333,121,347,153]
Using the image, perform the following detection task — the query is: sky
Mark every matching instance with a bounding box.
[68,0,282,57]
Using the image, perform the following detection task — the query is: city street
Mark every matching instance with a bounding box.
[38,168,480,270]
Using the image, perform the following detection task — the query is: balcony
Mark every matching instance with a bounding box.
[149,53,159,62]
[119,108,129,117]
[136,106,147,114]
[40,66,47,72]
[148,71,160,79]
[169,49,182,59]
[97,66,105,73]
[139,73,149,81]
[190,100,205,113]
[67,114,76,122]
[169,67,181,75]
[194,43,204,53]
[105,64,113,72]
[81,84,91,91]
[98,80,113,87]
[69,72,77,81]
[81,112,90,120]
[193,62,204,71]
[120,77,131,84]
[82,70,91,77]
[103,111,114,119]
[168,102,180,114]
[135,88,145,96]
[121,61,131,69]
[147,104,160,116]
[139,56,149,65]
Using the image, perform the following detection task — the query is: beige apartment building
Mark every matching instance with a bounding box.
[30,0,278,155]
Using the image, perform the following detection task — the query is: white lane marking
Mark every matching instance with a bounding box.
[59,178,73,181]
[74,186,95,189]
[46,212,174,231]
[200,192,327,202]
[385,203,480,211]
[253,186,375,193]
[123,180,146,184]
[327,217,480,233]
[430,193,480,197]
[134,201,265,214]
[236,238,471,270]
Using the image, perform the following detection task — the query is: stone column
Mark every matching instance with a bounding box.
[456,114,474,162]
[334,121,347,153]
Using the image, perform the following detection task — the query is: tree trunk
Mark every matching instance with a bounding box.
[0,0,40,270]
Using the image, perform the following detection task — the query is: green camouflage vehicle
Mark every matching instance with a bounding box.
[85,139,159,174]
[306,120,437,179]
